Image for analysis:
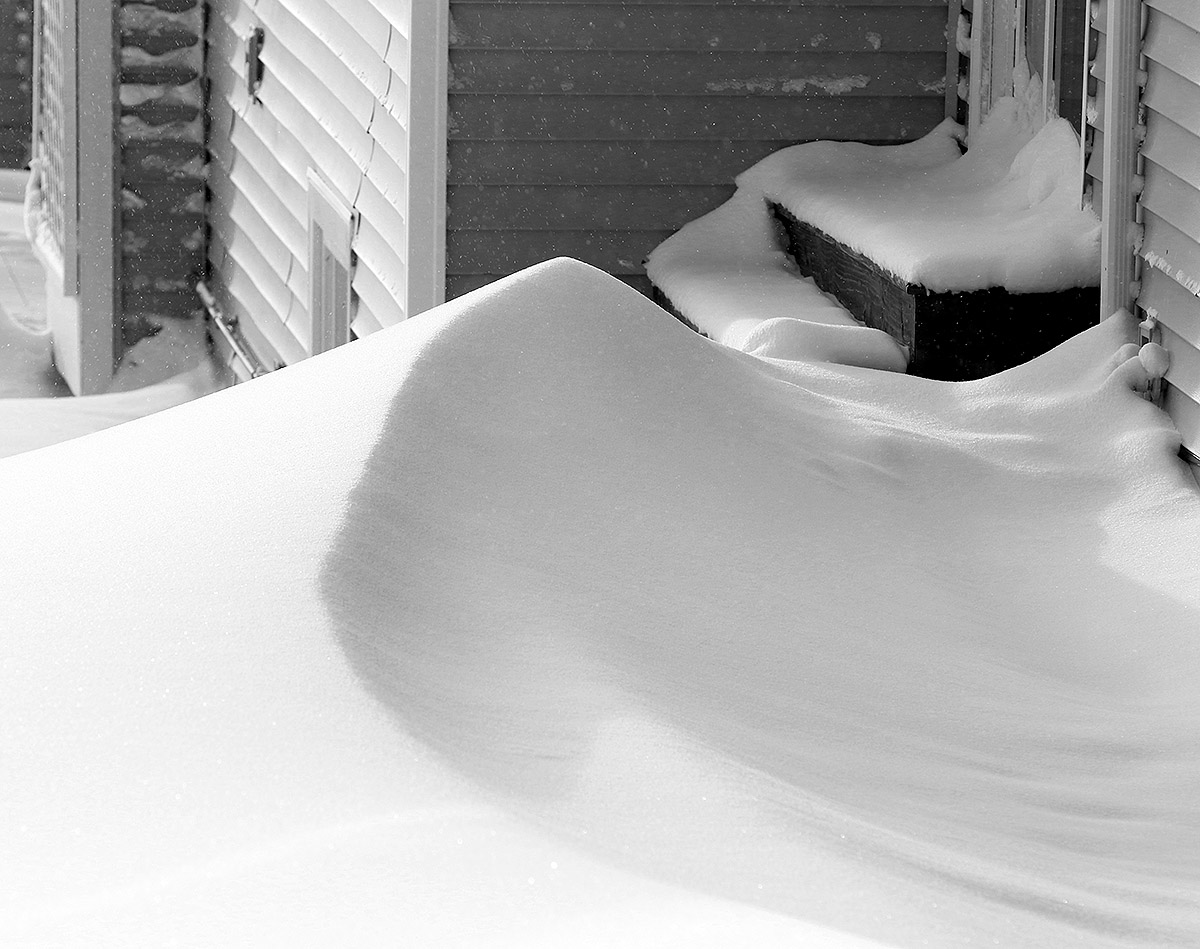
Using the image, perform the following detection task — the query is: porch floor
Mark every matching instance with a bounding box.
[0,178,231,459]
[0,198,69,398]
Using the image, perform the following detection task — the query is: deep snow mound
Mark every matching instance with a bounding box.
[742,106,1100,293]
[3,259,1199,948]
[323,260,1200,945]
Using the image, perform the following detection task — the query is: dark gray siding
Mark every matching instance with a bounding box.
[445,0,951,299]
[0,0,32,168]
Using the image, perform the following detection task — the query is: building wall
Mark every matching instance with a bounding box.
[1089,0,1200,455]
[445,0,951,300]
[120,0,207,347]
[205,0,417,370]
[1136,0,1200,455]
[0,0,32,168]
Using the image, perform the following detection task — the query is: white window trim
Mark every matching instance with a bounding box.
[37,0,115,395]
[307,168,356,356]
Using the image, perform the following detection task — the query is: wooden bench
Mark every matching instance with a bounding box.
[770,204,1100,381]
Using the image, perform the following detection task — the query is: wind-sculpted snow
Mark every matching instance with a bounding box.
[3,260,1199,947]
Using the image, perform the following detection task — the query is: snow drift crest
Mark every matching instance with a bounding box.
[2,259,1197,948]
[321,259,1200,946]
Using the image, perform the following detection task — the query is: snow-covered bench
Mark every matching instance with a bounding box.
[648,76,1102,379]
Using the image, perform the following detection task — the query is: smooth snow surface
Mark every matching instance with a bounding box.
[645,189,909,373]
[742,85,1100,293]
[0,362,225,460]
[4,260,1199,948]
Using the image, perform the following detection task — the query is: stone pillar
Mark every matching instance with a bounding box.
[118,0,205,350]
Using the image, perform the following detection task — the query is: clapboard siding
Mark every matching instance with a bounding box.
[449,228,675,273]
[459,0,946,5]
[1143,212,1200,295]
[1084,0,1108,224]
[1090,0,1200,454]
[448,184,733,230]
[451,51,945,95]
[450,93,942,140]
[450,140,814,184]
[205,0,421,365]
[1139,0,1200,454]
[446,0,949,296]
[447,272,654,298]
[452,3,947,50]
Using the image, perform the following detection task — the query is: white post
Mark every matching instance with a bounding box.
[968,0,992,141]
[1015,0,1028,71]
[1099,0,1142,320]
[406,0,449,317]
[61,0,116,394]
[945,0,963,120]
[1042,0,1058,118]
[991,0,1017,101]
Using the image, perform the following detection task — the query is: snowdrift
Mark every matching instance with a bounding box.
[645,186,910,373]
[0,362,225,460]
[648,80,1101,362]
[3,260,1199,948]
[740,87,1101,294]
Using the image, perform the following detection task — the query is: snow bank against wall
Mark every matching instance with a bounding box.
[2,260,1198,948]
[742,77,1101,293]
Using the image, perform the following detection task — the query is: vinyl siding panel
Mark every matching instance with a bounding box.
[1138,0,1200,455]
[446,0,950,296]
[449,93,942,140]
[448,228,675,273]
[1084,1,1105,211]
[205,0,423,367]
[452,4,947,50]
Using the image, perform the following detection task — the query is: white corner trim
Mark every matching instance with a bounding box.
[307,168,356,355]
[406,0,449,318]
[967,0,992,142]
[62,0,114,395]
[1098,0,1143,320]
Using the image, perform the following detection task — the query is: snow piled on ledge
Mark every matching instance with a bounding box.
[646,74,1098,371]
[645,187,909,373]
[744,77,1101,293]
[2,260,1198,947]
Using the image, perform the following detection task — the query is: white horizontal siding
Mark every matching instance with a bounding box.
[1084,2,1106,210]
[1143,212,1200,296]
[1137,0,1200,455]
[1163,384,1200,455]
[1157,319,1200,399]
[1142,265,1200,349]
[208,228,305,366]
[352,261,404,336]
[206,0,421,368]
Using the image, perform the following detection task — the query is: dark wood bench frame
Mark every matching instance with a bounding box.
[770,203,1101,380]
